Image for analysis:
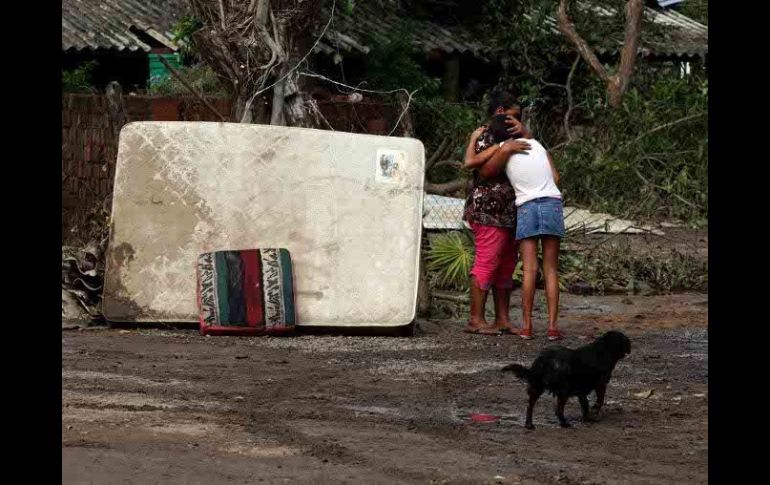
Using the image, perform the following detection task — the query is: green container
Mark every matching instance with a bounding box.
[148,53,181,87]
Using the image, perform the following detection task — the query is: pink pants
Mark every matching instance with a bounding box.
[470,223,519,290]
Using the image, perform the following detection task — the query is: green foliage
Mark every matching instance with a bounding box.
[364,26,439,94]
[679,0,708,25]
[426,231,475,290]
[564,244,708,294]
[354,0,708,225]
[556,63,708,224]
[148,64,226,96]
[475,1,708,224]
[427,228,584,292]
[171,15,202,63]
[62,61,97,93]
[342,0,356,15]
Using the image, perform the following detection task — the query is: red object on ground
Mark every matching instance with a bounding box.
[468,413,499,423]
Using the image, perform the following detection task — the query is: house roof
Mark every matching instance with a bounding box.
[566,2,708,58]
[315,1,707,60]
[61,0,706,59]
[62,0,184,52]
[314,1,492,60]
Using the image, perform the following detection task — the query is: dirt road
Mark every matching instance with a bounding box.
[62,292,707,484]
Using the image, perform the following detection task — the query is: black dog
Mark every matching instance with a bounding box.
[502,331,631,429]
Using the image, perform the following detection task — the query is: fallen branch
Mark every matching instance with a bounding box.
[632,167,697,208]
[425,179,465,195]
[426,138,452,171]
[620,112,707,152]
[430,160,462,171]
[157,55,226,122]
[432,290,469,304]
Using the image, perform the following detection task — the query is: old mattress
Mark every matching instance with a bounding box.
[103,122,425,326]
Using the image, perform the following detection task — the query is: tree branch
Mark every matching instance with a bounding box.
[633,167,697,208]
[425,179,464,195]
[557,0,645,108]
[615,0,645,99]
[557,0,610,84]
[157,55,226,122]
[390,89,418,136]
[563,53,580,142]
[619,112,707,152]
[218,0,227,30]
[430,160,462,171]
[426,138,451,171]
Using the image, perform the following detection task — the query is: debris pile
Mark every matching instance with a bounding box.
[62,238,107,325]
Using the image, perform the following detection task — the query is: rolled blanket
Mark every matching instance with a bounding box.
[196,249,296,336]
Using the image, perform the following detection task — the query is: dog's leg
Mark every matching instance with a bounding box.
[579,395,595,423]
[555,394,570,428]
[525,386,542,430]
[592,384,607,416]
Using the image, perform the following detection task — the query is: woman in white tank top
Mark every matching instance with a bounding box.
[478,116,565,341]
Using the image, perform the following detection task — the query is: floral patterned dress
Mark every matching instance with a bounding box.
[462,129,517,228]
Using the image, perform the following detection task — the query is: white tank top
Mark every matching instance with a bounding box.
[504,139,561,206]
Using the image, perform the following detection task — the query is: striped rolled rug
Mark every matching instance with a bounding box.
[196,249,296,336]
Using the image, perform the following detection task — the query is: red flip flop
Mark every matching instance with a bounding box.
[518,327,533,340]
[547,328,565,341]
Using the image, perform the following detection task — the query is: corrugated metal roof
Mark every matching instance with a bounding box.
[314,2,492,60]
[62,1,706,59]
[62,0,183,52]
[314,1,707,60]
[584,3,708,58]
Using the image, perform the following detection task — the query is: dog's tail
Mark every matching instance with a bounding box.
[501,363,530,381]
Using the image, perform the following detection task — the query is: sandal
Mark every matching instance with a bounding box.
[518,327,533,340]
[547,328,565,341]
[463,323,495,334]
[464,324,508,336]
[499,326,524,336]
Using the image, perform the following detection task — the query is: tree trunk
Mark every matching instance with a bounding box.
[188,0,322,124]
[557,0,644,108]
[442,55,460,102]
[270,67,288,126]
[105,81,127,138]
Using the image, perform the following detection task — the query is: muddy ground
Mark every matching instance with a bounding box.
[62,291,707,484]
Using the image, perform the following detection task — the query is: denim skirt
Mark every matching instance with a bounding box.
[516,197,565,240]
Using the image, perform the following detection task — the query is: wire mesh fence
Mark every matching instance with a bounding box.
[422,193,467,231]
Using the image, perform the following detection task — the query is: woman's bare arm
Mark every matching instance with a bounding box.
[463,127,500,169]
[547,152,560,185]
[464,144,501,169]
[478,139,532,179]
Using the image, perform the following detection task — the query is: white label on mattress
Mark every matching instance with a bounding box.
[375,149,405,184]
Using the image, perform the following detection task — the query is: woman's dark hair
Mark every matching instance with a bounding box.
[487,91,520,117]
[488,114,512,144]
